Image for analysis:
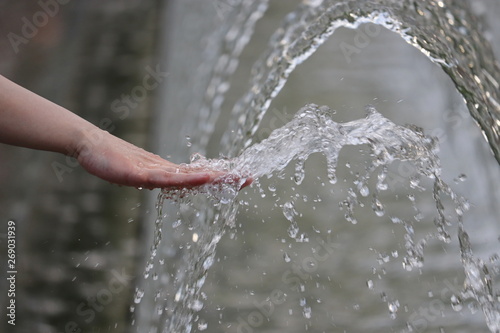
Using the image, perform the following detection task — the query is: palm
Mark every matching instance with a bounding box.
[76,132,220,189]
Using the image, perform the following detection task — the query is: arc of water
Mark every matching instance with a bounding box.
[140,1,500,332]
[221,0,500,165]
[188,0,269,155]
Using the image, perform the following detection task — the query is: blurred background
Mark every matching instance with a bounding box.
[1,0,500,332]
[0,1,165,332]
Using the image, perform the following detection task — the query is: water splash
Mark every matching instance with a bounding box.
[458,224,500,332]
[220,0,500,164]
[141,104,499,332]
[135,0,500,331]
[235,104,440,180]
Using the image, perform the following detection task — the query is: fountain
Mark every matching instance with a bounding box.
[134,1,500,332]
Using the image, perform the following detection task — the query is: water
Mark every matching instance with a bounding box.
[135,0,500,332]
[146,103,496,331]
[218,0,500,161]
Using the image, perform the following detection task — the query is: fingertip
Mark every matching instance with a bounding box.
[211,173,253,191]
[192,172,214,186]
[240,177,253,189]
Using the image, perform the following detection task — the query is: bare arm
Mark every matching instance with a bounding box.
[0,75,246,189]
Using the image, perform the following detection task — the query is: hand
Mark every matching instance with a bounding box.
[74,129,252,190]
[0,75,252,191]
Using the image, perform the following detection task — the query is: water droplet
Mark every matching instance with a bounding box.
[345,212,357,224]
[134,288,145,304]
[172,219,182,228]
[409,177,421,189]
[284,252,291,263]
[302,306,312,319]
[327,165,337,184]
[288,223,299,239]
[376,169,388,191]
[217,186,238,204]
[190,299,204,311]
[283,201,297,222]
[391,216,402,224]
[372,197,385,216]
[198,321,208,331]
[377,253,390,264]
[388,300,400,319]
[294,159,306,184]
[356,181,369,197]
[367,280,374,289]
[451,295,462,311]
[377,182,388,191]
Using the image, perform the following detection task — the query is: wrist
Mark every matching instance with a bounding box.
[67,122,108,159]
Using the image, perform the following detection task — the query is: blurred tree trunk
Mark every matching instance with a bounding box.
[0,1,166,332]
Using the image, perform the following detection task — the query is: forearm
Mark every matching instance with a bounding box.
[0,75,251,189]
[0,75,96,156]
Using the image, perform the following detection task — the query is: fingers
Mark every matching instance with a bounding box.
[142,169,212,189]
[141,168,253,191]
[241,177,253,189]
[78,131,253,191]
[124,148,253,190]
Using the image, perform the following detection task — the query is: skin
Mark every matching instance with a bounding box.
[0,75,251,190]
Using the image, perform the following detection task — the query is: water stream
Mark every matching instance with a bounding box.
[134,1,500,332]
